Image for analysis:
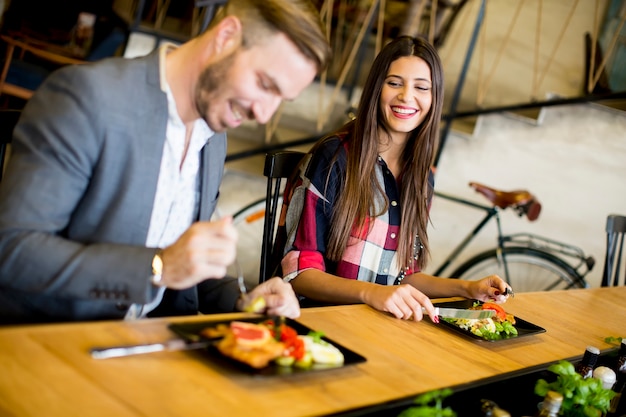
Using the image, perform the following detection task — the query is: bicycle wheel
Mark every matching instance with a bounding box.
[229,197,280,288]
[451,246,587,292]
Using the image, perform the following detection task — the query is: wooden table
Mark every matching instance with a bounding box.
[1,286,624,417]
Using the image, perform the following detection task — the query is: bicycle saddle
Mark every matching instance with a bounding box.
[469,182,542,221]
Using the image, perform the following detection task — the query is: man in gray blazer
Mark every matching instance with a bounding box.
[0,0,331,324]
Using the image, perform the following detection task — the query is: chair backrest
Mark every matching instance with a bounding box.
[1,34,87,100]
[0,28,126,101]
[602,214,626,287]
[0,109,21,182]
[259,150,306,284]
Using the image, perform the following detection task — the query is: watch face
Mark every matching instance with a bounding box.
[151,257,163,286]
[152,253,163,273]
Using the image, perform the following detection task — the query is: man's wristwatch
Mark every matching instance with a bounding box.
[151,249,164,287]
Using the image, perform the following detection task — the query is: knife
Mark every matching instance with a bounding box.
[90,338,217,360]
[423,306,495,319]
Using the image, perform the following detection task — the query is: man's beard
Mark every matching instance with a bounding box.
[194,52,236,128]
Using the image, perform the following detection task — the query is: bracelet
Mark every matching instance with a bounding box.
[394,267,410,285]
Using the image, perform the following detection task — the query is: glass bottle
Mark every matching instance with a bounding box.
[594,366,618,390]
[576,345,600,379]
[481,399,511,417]
[607,340,626,417]
[70,12,96,57]
[536,391,563,417]
[607,369,626,417]
[616,339,626,373]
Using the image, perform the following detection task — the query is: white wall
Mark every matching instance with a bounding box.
[426,103,626,288]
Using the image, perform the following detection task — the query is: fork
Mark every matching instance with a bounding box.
[503,286,515,298]
[234,259,247,296]
[214,208,247,297]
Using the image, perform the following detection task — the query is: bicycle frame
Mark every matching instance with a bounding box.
[432,190,504,277]
[431,190,594,281]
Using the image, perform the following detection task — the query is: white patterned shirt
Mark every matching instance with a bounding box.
[126,43,213,319]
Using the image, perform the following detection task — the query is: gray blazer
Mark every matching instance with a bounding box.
[0,51,239,323]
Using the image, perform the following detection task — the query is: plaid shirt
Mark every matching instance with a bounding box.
[278,134,434,286]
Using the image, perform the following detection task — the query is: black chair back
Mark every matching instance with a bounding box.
[259,150,306,284]
[0,109,21,182]
[602,214,626,286]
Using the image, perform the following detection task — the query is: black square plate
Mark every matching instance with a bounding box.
[168,317,366,375]
[434,299,546,342]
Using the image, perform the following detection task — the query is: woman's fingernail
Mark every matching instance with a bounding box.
[433,316,439,324]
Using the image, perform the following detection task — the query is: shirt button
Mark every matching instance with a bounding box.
[390,233,396,239]
[383,268,388,273]
[116,302,129,311]
[391,201,398,206]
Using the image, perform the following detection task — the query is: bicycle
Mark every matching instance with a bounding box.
[231,181,595,292]
[429,182,594,292]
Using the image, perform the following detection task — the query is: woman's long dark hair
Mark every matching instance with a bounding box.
[327,36,444,271]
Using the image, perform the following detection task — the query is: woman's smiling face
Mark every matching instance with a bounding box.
[379,56,433,141]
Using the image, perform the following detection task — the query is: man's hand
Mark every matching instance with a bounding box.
[240,277,300,319]
[159,217,238,289]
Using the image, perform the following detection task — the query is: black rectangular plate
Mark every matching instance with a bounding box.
[168,317,366,376]
[434,299,546,342]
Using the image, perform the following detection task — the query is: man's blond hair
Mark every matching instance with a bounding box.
[211,0,331,73]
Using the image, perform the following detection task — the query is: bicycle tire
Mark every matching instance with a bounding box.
[450,246,587,292]
[229,197,278,288]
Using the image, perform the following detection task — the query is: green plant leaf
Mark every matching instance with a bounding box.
[604,336,623,346]
[398,389,456,417]
[307,330,325,343]
[534,360,616,416]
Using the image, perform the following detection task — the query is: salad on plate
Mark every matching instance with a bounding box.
[442,301,518,340]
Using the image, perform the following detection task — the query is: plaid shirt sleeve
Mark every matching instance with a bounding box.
[279,137,344,281]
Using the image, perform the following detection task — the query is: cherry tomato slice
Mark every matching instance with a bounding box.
[280,325,298,342]
[482,302,507,321]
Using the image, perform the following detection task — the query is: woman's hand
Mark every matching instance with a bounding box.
[466,275,512,304]
[362,284,439,323]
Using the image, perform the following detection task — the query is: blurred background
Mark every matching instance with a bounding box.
[1,0,625,288]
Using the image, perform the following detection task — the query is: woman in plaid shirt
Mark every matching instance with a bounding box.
[275,36,511,322]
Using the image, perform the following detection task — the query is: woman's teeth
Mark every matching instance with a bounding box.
[392,107,416,115]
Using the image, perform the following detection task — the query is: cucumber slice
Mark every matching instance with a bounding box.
[275,356,295,367]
